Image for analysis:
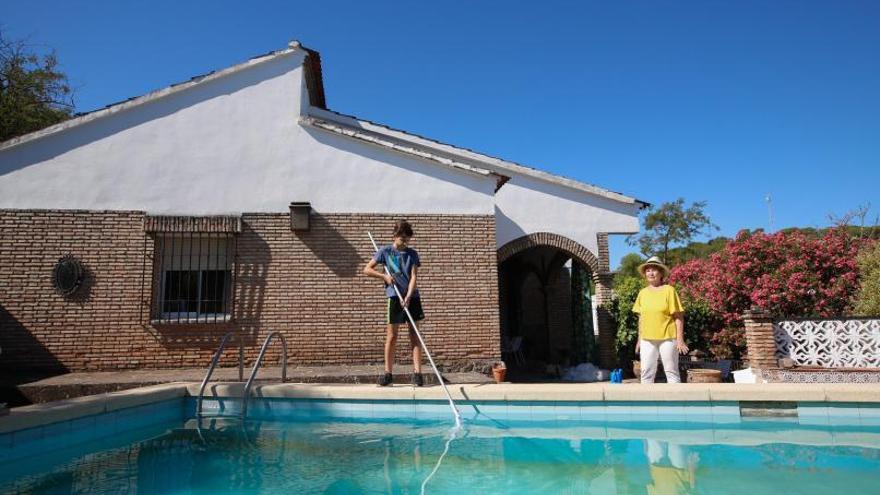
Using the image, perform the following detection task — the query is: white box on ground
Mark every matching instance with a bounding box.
[732,367,757,384]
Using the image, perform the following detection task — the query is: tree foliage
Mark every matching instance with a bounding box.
[852,242,880,316]
[611,275,644,357]
[0,31,74,142]
[828,203,880,240]
[614,252,643,285]
[627,198,718,265]
[664,236,730,266]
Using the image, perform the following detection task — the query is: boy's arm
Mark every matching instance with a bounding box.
[403,266,418,307]
[364,259,393,285]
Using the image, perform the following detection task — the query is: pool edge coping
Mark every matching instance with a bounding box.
[192,382,880,404]
[0,382,188,434]
[2,382,879,434]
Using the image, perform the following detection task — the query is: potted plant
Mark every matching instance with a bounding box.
[491,361,507,383]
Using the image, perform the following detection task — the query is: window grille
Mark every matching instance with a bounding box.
[152,233,235,324]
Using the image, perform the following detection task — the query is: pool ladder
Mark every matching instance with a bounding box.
[196,331,288,419]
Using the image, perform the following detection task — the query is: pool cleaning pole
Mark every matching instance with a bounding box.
[368,232,462,428]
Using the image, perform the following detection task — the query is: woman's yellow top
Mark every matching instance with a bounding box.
[632,285,684,340]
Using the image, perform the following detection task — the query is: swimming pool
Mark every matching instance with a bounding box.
[2,394,879,494]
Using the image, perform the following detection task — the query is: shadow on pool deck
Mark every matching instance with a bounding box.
[0,364,494,407]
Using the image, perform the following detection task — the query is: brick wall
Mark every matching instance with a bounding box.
[0,210,500,371]
[235,212,500,368]
[0,210,150,371]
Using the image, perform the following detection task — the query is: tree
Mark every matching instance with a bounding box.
[0,31,74,142]
[627,198,718,265]
[664,236,730,265]
[828,203,880,241]
[615,252,643,284]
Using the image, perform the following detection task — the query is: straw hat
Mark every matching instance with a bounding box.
[638,256,670,279]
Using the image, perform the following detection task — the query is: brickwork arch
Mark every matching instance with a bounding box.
[497,231,617,369]
[497,232,600,274]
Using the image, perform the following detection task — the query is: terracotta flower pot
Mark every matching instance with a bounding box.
[687,368,722,383]
[492,367,507,383]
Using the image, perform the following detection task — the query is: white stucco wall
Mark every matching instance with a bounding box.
[0,50,494,215]
[0,44,640,250]
[495,174,641,254]
[307,107,644,257]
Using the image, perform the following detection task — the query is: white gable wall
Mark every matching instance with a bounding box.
[293,127,495,215]
[0,50,495,215]
[495,174,640,253]
[309,110,643,255]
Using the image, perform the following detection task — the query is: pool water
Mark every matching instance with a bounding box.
[3,415,880,494]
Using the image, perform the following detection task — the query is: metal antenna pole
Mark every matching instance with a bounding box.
[765,194,774,231]
[368,232,462,428]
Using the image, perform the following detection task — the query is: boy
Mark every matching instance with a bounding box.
[363,220,425,386]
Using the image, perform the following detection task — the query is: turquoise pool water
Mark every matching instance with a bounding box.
[2,399,880,494]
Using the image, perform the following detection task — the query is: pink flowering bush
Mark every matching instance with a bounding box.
[669,228,868,358]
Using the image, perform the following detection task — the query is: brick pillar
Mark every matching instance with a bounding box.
[596,233,610,273]
[593,233,616,369]
[743,306,778,370]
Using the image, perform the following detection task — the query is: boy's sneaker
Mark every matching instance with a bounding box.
[378,372,393,387]
[411,373,424,387]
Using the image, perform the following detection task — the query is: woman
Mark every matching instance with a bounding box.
[633,256,688,383]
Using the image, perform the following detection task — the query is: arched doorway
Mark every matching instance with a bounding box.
[497,233,604,380]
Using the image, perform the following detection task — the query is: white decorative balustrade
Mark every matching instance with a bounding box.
[774,318,880,368]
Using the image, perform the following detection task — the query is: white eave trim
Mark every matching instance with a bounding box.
[307,107,644,206]
[0,42,307,152]
[300,116,502,181]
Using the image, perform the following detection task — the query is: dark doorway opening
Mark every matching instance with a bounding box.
[498,246,596,381]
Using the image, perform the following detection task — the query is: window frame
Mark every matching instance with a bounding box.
[150,232,237,325]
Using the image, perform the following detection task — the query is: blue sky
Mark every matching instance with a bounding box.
[5,1,879,267]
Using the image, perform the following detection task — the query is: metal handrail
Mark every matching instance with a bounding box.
[196,331,244,416]
[241,331,288,418]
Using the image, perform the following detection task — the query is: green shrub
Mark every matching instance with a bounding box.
[853,241,880,316]
[681,298,724,356]
[610,276,644,361]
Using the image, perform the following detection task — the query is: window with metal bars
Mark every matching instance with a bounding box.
[152,234,235,324]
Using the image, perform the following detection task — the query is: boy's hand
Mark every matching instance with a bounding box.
[403,295,411,308]
[383,274,393,285]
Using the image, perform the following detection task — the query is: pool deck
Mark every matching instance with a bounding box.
[3,381,880,434]
[1,365,492,406]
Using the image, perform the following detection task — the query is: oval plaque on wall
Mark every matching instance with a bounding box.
[52,254,84,296]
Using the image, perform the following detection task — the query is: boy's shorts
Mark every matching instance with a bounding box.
[387,297,425,325]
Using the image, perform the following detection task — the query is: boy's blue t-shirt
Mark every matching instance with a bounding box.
[373,245,421,298]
